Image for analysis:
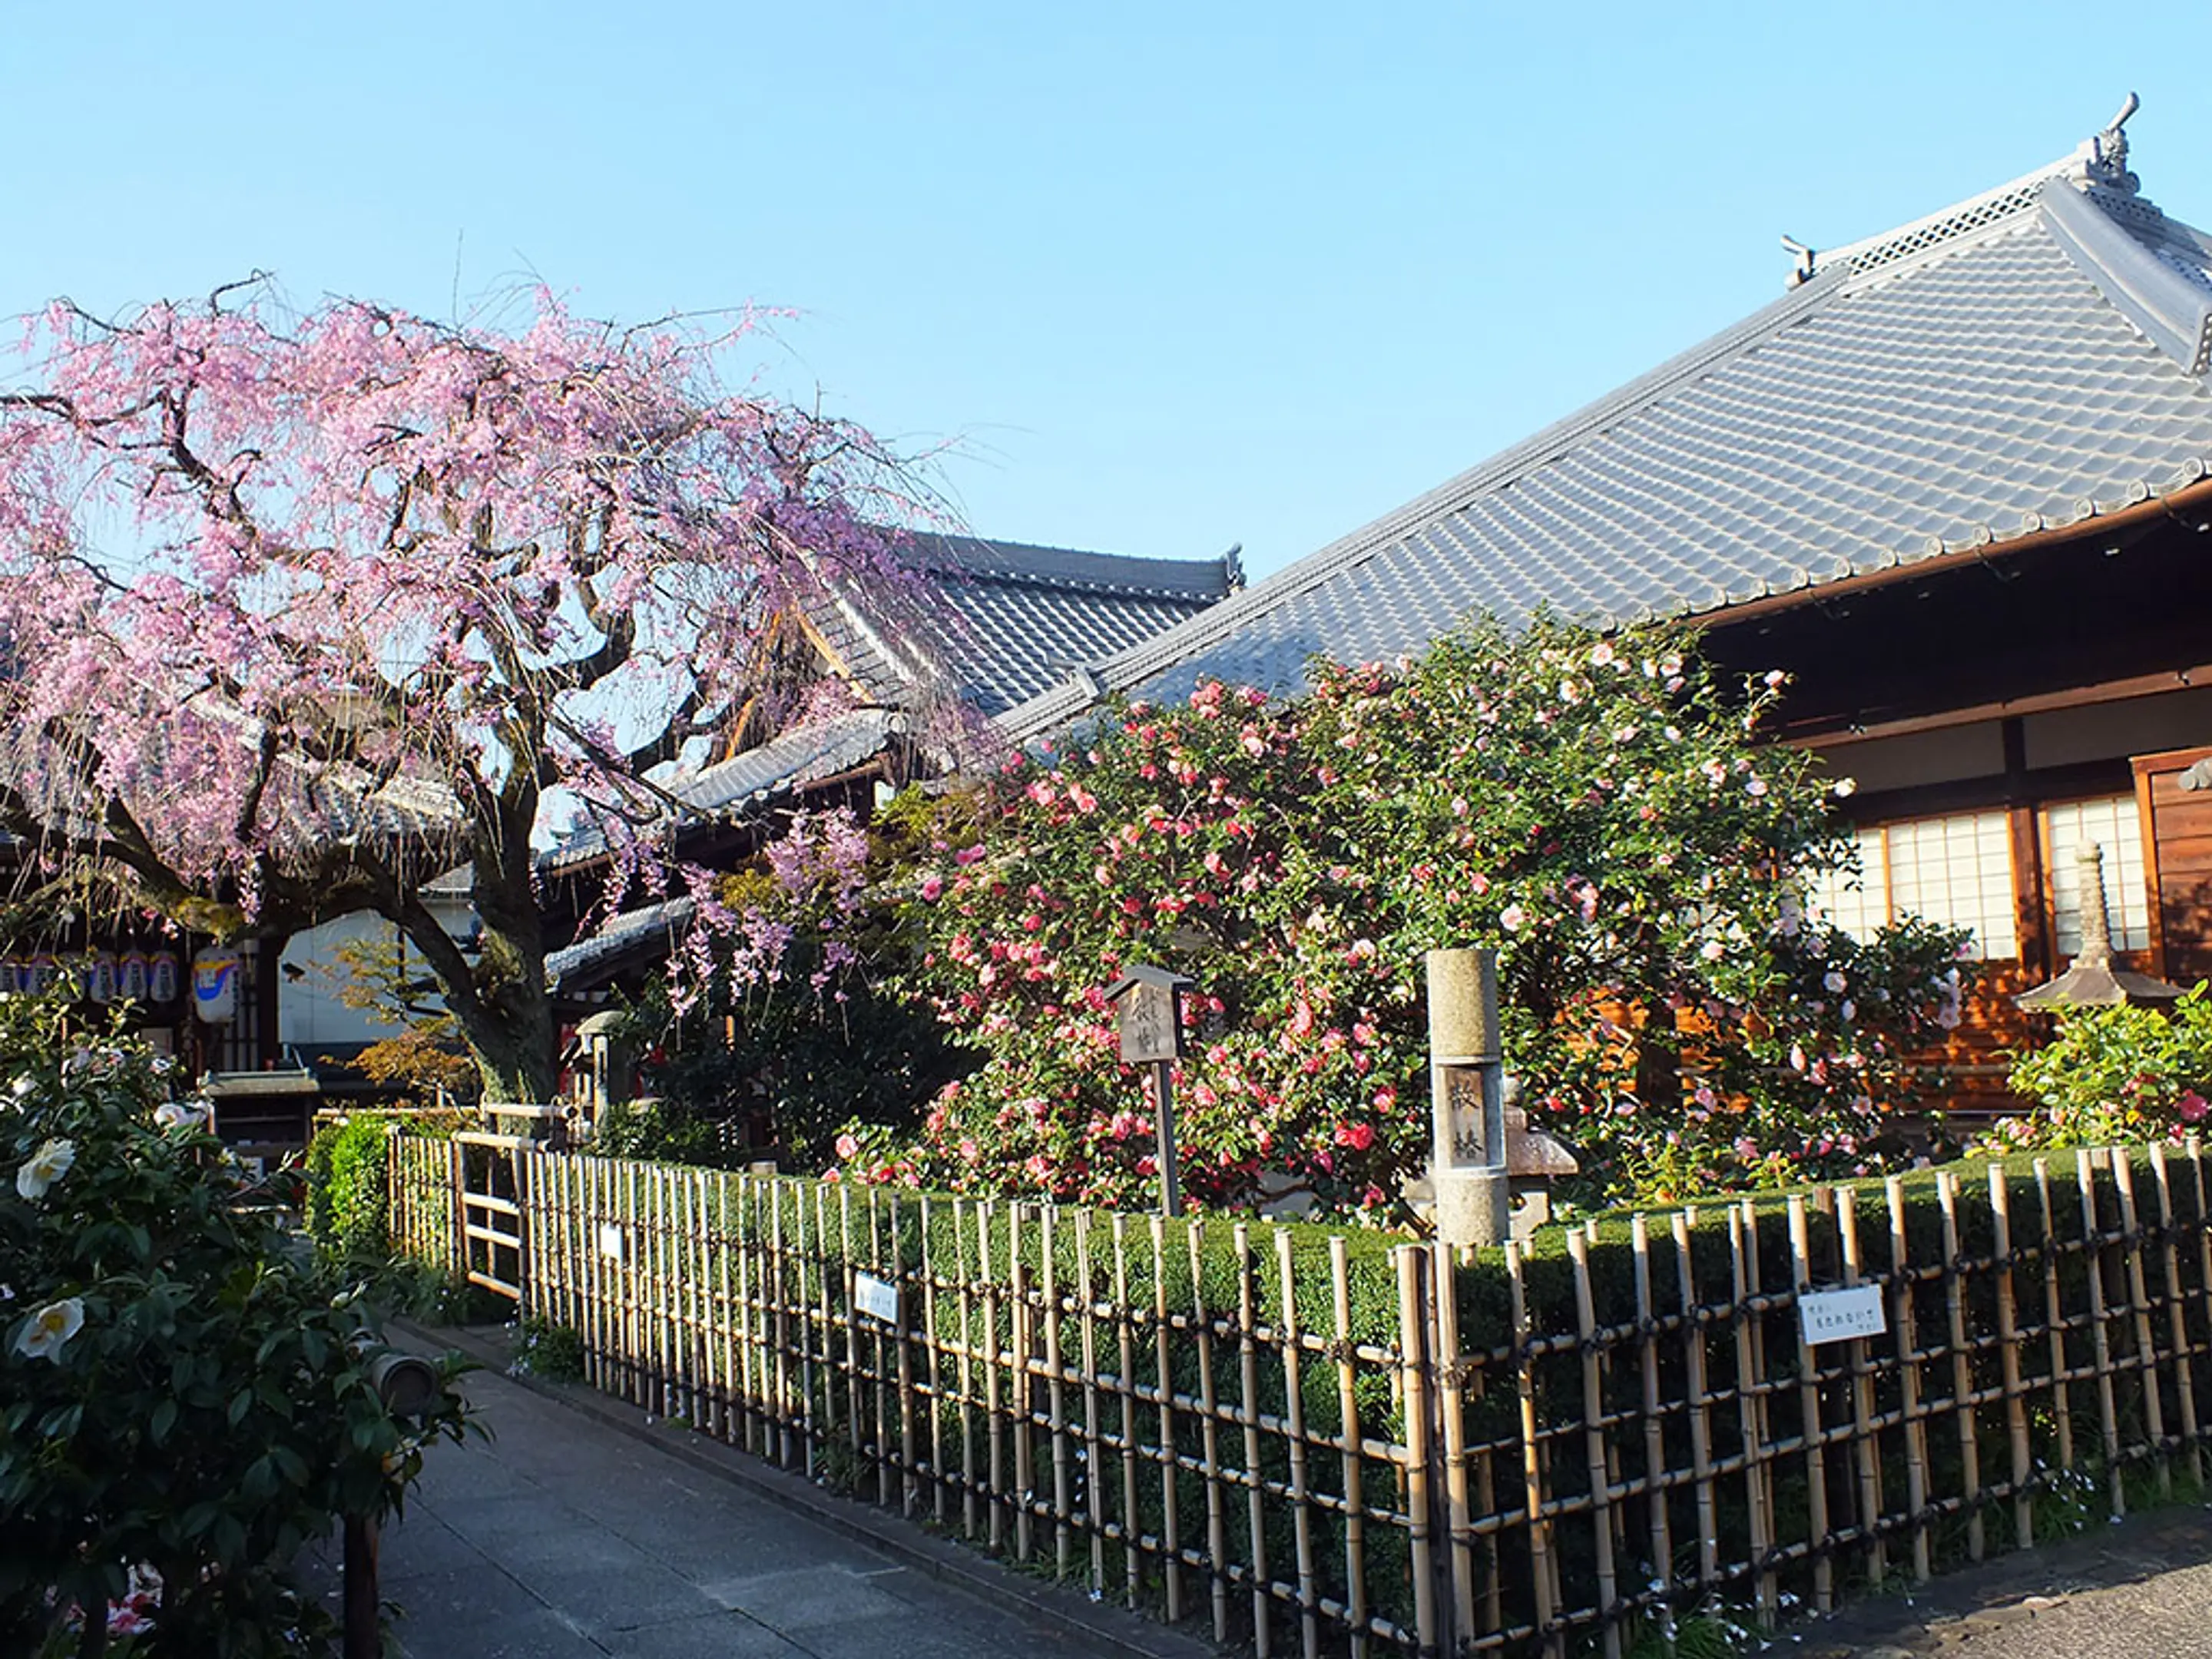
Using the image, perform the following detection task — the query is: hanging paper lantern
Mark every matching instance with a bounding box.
[119,950,149,1004]
[0,959,21,995]
[148,951,180,1004]
[26,954,57,996]
[191,947,240,1024]
[87,952,117,1005]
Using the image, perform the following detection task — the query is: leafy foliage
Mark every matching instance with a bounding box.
[843,614,1969,1211]
[0,993,473,1654]
[1990,986,2212,1151]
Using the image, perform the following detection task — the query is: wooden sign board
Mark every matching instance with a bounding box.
[597,1223,626,1264]
[1798,1283,1886,1346]
[853,1270,900,1326]
[1116,979,1184,1064]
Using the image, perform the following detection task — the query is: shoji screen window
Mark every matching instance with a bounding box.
[1810,810,2018,960]
[2045,796,2151,955]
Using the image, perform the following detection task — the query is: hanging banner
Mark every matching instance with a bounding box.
[191,946,240,1024]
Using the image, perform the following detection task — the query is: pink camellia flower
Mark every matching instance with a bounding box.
[1499,902,1526,932]
[834,1132,859,1161]
[1734,1136,1760,1162]
[959,1137,981,1163]
[1333,1121,1376,1151]
[2179,1092,2210,1124]
[918,874,944,902]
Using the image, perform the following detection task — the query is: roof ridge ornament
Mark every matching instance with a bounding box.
[2081,91,2141,194]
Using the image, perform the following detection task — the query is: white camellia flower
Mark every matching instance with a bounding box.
[15,1137,76,1200]
[154,1100,213,1133]
[14,1296,84,1362]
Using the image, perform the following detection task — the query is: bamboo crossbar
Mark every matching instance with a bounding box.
[384,1137,2212,1657]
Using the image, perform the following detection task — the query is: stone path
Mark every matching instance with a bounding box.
[325,1336,1210,1659]
[1796,1502,2212,1658]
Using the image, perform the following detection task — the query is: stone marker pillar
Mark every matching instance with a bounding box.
[1426,947,1512,1247]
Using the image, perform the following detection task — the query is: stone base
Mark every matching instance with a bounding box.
[1432,1167,1512,1247]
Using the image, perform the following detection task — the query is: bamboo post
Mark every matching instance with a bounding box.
[2110,1150,2172,1499]
[1044,1206,1075,1577]
[1728,1202,1777,1621]
[1936,1171,1984,1561]
[1276,1230,1321,1659]
[1190,1218,1230,1645]
[953,1197,980,1538]
[2148,1145,2201,1490]
[1506,1240,1561,1659]
[813,1184,838,1475]
[1234,1224,1273,1656]
[1673,1208,1719,1591]
[1077,1210,1106,1596]
[1329,1236,1367,1659]
[1631,1216,1673,1618]
[1786,1195,1833,1612]
[921,1195,947,1522]
[2035,1160,2076,1477]
[1114,1213,1144,1608]
[1987,1163,2034,1550]
[1394,1245,1441,1659]
[1836,1187,1884,1587]
[889,1193,920,1515]
[1568,1230,1622,1656]
[980,1200,1007,1550]
[2077,1149,2126,1520]
[1886,1175,1932,1581]
[1430,1239,1477,1646]
[1012,1205,1038,1562]
[1154,1214,1186,1624]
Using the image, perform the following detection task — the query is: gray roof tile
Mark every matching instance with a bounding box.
[1005,134,2212,722]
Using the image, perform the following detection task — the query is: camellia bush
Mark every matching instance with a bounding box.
[833,614,1969,1214]
[1986,987,2212,1152]
[0,993,472,1656]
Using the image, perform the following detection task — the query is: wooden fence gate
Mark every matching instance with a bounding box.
[454,1131,527,1303]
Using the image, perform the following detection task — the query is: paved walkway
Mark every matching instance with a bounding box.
[322,1324,2212,1658]
[334,1333,1209,1659]
[1796,1502,2212,1658]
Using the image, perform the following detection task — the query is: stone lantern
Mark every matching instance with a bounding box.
[2014,841,2187,1011]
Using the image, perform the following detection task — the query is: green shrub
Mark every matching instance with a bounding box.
[1993,985,2212,1151]
[0,995,475,1655]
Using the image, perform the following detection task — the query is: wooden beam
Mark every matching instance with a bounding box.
[1786,662,2212,750]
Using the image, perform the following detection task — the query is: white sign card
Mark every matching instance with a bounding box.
[853,1270,900,1326]
[1798,1283,1886,1346]
[597,1224,626,1263]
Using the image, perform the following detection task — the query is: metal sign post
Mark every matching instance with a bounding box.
[1105,965,1196,1218]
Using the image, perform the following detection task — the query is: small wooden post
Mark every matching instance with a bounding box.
[1395,1244,1441,1659]
[1936,1171,1983,1561]
[1568,1230,1622,1657]
[1506,1240,1561,1659]
[1105,965,1195,1217]
[1277,1230,1322,1659]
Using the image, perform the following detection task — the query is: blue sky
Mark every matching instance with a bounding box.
[5,2,2205,582]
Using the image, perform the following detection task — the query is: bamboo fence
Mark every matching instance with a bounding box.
[384,1137,2212,1657]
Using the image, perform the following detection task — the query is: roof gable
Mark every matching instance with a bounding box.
[1002,100,2212,724]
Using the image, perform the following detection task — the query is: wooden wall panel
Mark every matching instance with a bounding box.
[2134,747,2212,992]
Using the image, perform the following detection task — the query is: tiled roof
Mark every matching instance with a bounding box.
[808,534,1237,718]
[545,896,696,993]
[999,107,2212,724]
[541,708,895,874]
